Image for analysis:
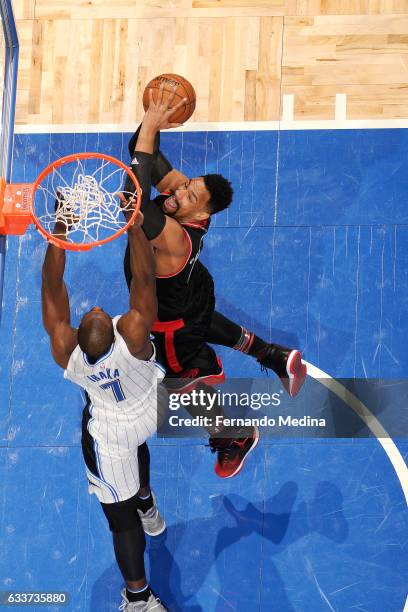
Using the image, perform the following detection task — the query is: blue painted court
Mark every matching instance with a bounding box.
[0,128,407,610]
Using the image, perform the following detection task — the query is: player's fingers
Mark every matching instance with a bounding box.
[117,192,135,212]
[148,87,154,107]
[54,190,65,212]
[166,85,178,108]
[167,97,187,117]
[156,82,165,106]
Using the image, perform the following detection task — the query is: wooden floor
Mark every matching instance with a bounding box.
[12,0,408,125]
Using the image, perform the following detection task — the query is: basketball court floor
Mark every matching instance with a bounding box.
[1,2,408,611]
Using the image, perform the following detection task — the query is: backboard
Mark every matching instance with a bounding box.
[0,0,18,320]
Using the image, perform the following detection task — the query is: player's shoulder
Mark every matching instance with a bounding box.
[113,314,133,344]
[115,311,151,357]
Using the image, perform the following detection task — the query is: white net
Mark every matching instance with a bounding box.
[33,156,139,247]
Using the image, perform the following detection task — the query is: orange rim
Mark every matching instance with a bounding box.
[31,152,141,251]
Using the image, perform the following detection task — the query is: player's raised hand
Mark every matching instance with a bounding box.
[143,83,187,131]
[117,192,143,229]
[53,191,78,240]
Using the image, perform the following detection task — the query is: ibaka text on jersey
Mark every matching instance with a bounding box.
[87,368,120,382]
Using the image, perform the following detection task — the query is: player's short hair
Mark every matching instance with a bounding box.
[78,315,114,362]
[203,174,233,215]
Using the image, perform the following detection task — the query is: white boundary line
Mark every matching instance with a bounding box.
[305,361,408,503]
[335,93,347,124]
[305,361,408,612]
[14,119,408,134]
[282,94,294,124]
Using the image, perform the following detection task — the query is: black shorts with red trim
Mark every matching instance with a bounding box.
[151,318,225,392]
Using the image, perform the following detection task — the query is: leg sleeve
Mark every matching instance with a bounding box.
[112,526,146,582]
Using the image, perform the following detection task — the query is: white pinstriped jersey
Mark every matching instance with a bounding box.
[64,315,166,455]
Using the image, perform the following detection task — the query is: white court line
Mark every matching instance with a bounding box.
[306,361,408,611]
[14,118,408,134]
[335,93,347,124]
[282,94,294,123]
[305,361,408,503]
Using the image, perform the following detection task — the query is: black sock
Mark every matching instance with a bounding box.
[136,492,154,513]
[126,585,151,603]
[247,334,269,358]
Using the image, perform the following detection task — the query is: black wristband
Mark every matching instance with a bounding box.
[128,126,172,187]
[123,151,153,205]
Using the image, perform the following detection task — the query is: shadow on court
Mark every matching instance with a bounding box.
[90,481,347,612]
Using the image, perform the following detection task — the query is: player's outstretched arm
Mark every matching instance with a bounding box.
[117,213,157,359]
[124,85,190,263]
[41,221,77,369]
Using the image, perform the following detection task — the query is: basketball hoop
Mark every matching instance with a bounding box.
[0,152,141,251]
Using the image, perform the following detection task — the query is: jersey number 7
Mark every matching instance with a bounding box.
[100,379,126,402]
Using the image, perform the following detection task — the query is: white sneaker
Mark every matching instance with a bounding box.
[137,491,166,536]
[119,588,167,611]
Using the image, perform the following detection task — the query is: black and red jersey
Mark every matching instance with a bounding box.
[124,195,215,325]
[153,195,215,324]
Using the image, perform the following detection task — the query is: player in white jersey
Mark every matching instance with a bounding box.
[41,207,169,611]
[65,313,165,501]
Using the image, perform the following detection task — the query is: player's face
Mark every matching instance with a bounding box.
[162,178,210,223]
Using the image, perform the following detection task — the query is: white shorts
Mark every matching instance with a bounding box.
[85,443,141,504]
[81,386,168,504]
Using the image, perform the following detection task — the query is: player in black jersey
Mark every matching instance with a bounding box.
[124,85,306,478]
[125,191,221,387]
[126,120,306,400]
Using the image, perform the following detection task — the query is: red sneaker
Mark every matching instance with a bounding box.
[258,345,307,397]
[209,426,259,478]
[165,357,225,393]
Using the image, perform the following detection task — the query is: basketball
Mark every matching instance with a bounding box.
[142,73,196,123]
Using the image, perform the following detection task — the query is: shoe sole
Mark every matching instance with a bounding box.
[216,426,260,479]
[286,351,307,397]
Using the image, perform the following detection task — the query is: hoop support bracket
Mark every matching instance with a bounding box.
[0,179,33,235]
